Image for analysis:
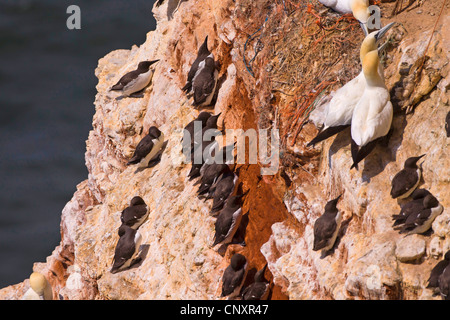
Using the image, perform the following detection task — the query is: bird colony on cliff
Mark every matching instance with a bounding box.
[19,0,449,300]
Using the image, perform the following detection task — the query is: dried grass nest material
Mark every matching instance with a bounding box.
[242,1,363,145]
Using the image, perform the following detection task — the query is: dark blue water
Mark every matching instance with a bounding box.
[0,0,156,288]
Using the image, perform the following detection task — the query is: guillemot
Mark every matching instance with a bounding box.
[188,113,222,180]
[182,36,211,94]
[110,60,159,98]
[210,171,239,215]
[212,191,248,249]
[313,195,342,254]
[427,250,450,293]
[445,111,450,137]
[110,225,143,274]
[182,112,211,147]
[241,263,270,300]
[439,264,450,300]
[398,194,443,235]
[192,55,219,108]
[221,253,248,299]
[197,163,231,197]
[120,196,149,230]
[127,126,165,169]
[390,154,425,199]
[392,188,431,227]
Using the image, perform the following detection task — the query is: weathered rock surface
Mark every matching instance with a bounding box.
[395,235,426,263]
[0,0,448,300]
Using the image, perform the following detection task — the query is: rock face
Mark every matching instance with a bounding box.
[0,0,448,300]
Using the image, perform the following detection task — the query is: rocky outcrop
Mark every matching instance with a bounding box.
[0,0,448,300]
[258,2,450,300]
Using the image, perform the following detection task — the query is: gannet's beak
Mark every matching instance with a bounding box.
[374,22,395,43]
[360,21,369,37]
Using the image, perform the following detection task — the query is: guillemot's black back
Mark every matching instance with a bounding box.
[399,194,443,235]
[197,163,230,196]
[110,60,159,97]
[182,36,210,93]
[127,126,164,166]
[392,188,431,227]
[221,253,247,298]
[192,57,218,107]
[241,263,270,300]
[210,171,238,214]
[427,250,450,289]
[182,112,211,145]
[120,196,149,230]
[212,191,248,247]
[188,113,221,180]
[313,195,342,252]
[390,155,425,199]
[439,264,450,300]
[110,225,141,274]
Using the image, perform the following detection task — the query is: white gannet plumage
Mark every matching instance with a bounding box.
[319,0,370,34]
[350,42,393,169]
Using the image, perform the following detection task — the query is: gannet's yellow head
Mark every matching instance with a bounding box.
[29,272,47,296]
[360,33,377,63]
[350,0,369,23]
[360,22,396,63]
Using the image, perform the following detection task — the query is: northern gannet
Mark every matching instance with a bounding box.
[350,38,394,169]
[319,0,370,34]
[307,22,394,148]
